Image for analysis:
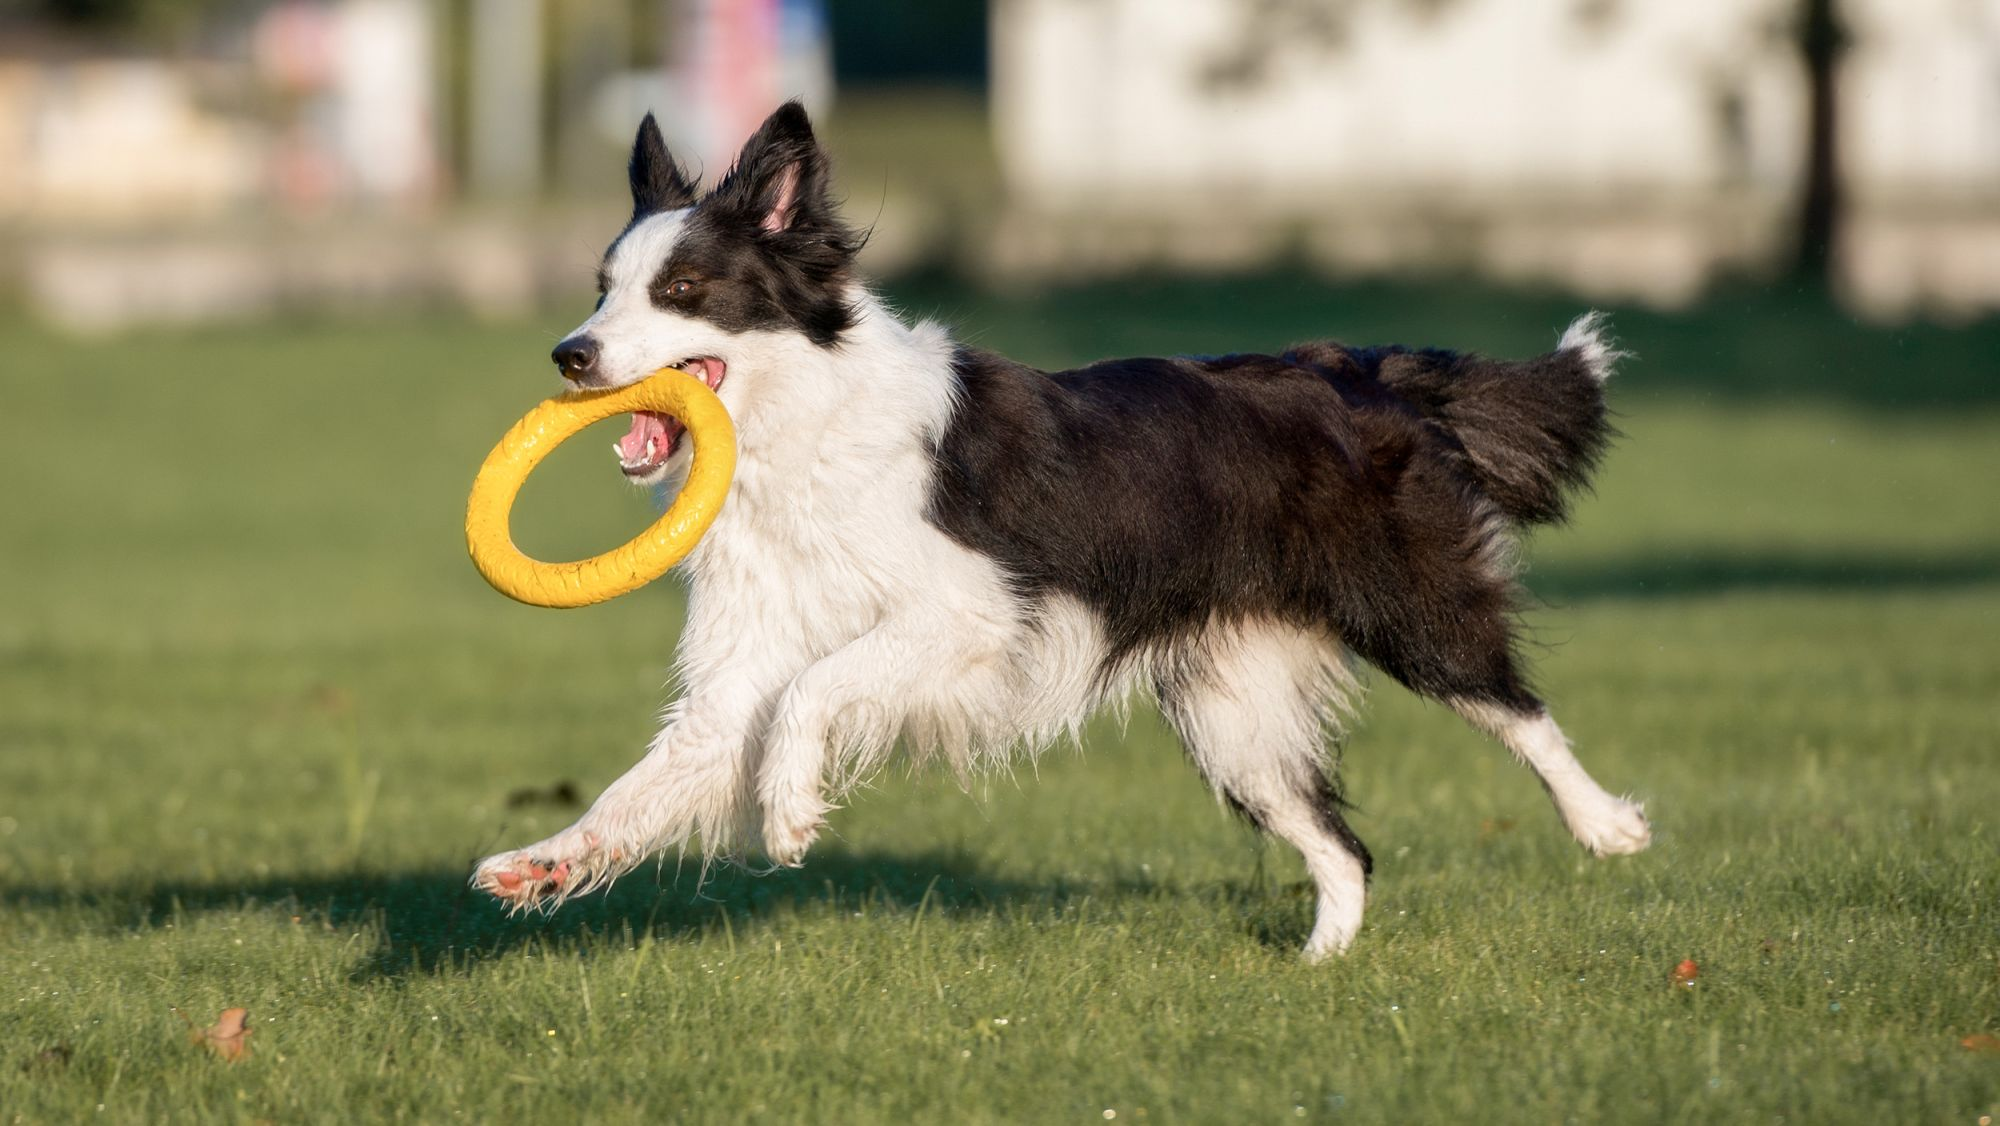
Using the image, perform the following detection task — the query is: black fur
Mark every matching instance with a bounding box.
[1286,341,1612,525]
[628,112,697,218]
[1179,724,1375,879]
[1306,770,1374,876]
[612,101,862,346]
[925,339,1612,714]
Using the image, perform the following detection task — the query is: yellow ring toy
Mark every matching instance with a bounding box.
[465,370,736,608]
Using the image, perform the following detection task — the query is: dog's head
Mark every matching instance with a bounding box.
[554,101,861,484]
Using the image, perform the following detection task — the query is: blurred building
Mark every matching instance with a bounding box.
[0,0,830,329]
[0,0,438,223]
[992,0,2000,315]
[1839,0,2000,318]
[2,0,1998,327]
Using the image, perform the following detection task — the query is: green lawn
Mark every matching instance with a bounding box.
[2,279,1997,1123]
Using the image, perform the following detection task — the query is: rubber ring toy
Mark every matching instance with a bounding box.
[465,369,736,608]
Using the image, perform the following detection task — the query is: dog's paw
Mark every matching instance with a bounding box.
[1301,889,1365,963]
[473,830,624,909]
[760,813,823,868]
[1570,798,1652,857]
[1301,930,1357,964]
[757,783,829,867]
[473,851,573,907]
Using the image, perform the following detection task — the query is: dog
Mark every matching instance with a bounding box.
[472,102,1650,959]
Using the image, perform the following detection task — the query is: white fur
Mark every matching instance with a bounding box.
[1557,311,1627,384]
[1159,620,1365,959]
[479,211,1100,892]
[1453,700,1652,856]
[471,216,1648,957]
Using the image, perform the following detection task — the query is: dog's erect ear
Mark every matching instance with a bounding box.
[707,101,837,237]
[706,101,861,342]
[629,113,697,216]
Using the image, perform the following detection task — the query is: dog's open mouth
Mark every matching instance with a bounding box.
[615,357,726,478]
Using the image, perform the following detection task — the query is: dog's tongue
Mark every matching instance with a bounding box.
[618,410,683,471]
[615,360,723,475]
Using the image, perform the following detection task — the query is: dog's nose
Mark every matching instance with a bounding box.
[551,336,601,381]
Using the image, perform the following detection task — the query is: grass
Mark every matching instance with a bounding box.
[1,276,1997,1123]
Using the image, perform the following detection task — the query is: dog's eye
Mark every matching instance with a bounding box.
[665,279,696,299]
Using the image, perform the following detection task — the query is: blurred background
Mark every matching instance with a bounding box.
[2,13,1997,1119]
[4,8,1999,1119]
[2,0,1998,329]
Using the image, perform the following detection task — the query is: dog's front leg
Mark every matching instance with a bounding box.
[474,688,767,907]
[756,622,952,865]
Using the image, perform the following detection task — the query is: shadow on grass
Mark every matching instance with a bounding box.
[0,849,1306,980]
[1526,549,2000,601]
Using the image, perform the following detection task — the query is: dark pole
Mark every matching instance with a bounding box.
[1794,0,1847,282]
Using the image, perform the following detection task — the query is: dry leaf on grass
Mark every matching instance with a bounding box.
[1670,959,1700,987]
[1961,1033,2000,1055]
[178,1006,253,1063]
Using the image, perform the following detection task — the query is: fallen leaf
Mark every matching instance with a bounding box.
[1961,1033,2000,1055]
[1478,817,1517,841]
[1670,959,1699,987]
[189,1007,253,1063]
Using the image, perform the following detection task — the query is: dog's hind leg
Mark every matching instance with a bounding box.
[1157,622,1369,961]
[1450,700,1651,856]
[1331,516,1651,858]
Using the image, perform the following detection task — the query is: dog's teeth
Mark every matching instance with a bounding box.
[645,437,657,460]
[612,442,625,462]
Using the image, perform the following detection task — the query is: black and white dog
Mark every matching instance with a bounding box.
[474,103,1650,958]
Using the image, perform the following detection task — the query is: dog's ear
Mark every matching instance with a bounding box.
[629,113,697,216]
[708,101,838,238]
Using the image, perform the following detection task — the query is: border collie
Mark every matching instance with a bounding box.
[473,103,1650,958]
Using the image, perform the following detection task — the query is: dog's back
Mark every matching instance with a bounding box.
[928,318,1617,700]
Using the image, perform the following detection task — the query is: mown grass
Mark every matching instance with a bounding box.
[1,278,1997,1123]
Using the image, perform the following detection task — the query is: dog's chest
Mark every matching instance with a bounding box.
[686,452,920,632]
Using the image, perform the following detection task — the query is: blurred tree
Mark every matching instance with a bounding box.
[1791,0,1847,282]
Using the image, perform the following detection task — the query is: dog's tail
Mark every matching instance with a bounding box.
[1372,313,1621,527]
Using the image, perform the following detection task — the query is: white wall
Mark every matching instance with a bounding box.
[994,0,1804,207]
[1844,0,2000,196]
[992,0,2000,311]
